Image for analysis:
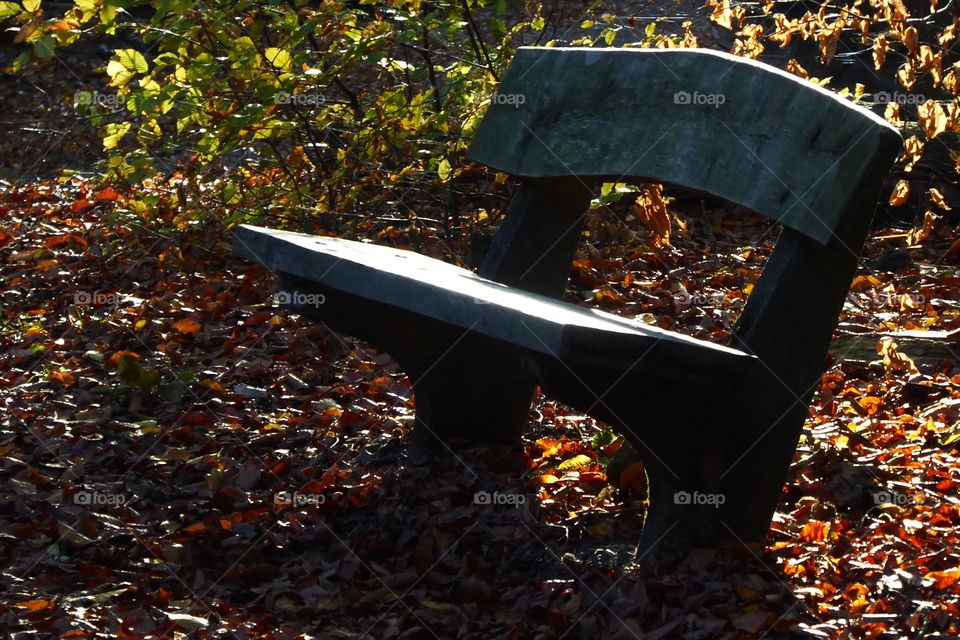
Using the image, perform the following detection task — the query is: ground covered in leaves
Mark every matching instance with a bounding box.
[2,176,960,639]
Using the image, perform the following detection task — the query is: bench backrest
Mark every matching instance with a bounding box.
[467,47,901,246]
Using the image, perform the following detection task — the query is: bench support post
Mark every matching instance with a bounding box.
[404,178,596,451]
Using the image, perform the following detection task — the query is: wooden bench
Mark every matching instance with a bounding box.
[233,47,902,556]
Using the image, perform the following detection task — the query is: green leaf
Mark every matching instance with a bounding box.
[0,2,20,19]
[22,0,40,12]
[116,48,149,72]
[33,33,54,58]
[437,158,451,181]
[107,50,148,86]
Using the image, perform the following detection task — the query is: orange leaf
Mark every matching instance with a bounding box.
[888,179,910,206]
[633,184,672,248]
[593,289,624,306]
[15,599,54,611]
[49,371,75,386]
[926,567,960,590]
[878,337,919,374]
[107,351,140,367]
[903,26,919,55]
[873,34,888,69]
[799,520,830,543]
[906,210,938,246]
[95,188,120,202]
[918,100,948,139]
[930,188,952,210]
[786,58,809,79]
[172,318,201,335]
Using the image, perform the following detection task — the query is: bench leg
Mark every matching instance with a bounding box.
[401,335,537,450]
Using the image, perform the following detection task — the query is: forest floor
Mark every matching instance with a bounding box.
[1,171,960,638]
[3,2,960,639]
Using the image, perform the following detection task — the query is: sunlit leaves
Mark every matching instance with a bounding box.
[263,46,292,71]
[106,49,149,86]
[889,179,910,206]
[873,34,888,70]
[918,100,949,139]
[0,1,20,19]
[102,122,131,150]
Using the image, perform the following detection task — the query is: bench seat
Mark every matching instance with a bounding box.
[234,224,755,378]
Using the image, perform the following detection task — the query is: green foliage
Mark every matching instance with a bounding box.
[9,0,556,227]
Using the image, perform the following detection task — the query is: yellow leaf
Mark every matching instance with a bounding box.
[557,454,593,471]
[264,47,292,71]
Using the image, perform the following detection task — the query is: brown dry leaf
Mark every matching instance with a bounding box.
[918,100,948,139]
[13,14,43,44]
[898,63,917,90]
[786,58,809,79]
[770,13,795,47]
[873,34,888,69]
[680,20,699,48]
[593,289,624,305]
[884,103,904,127]
[907,210,938,245]
[889,179,910,206]
[903,26,919,55]
[710,0,739,29]
[878,337,920,374]
[930,188,952,210]
[850,274,882,291]
[901,136,924,172]
[633,184,672,248]
[940,23,957,46]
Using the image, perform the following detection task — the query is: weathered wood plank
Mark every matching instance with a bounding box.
[468,47,900,246]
